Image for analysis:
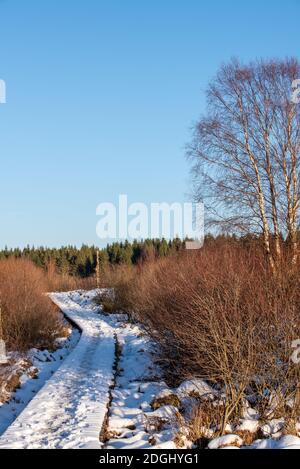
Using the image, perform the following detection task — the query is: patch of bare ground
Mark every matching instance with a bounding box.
[151,394,181,410]
[0,358,38,404]
[100,334,122,445]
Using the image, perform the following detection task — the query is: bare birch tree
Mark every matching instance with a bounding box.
[188,58,300,267]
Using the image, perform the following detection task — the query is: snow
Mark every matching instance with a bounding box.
[275,435,300,449]
[236,404,260,433]
[0,290,115,449]
[242,405,260,421]
[176,379,215,400]
[103,313,173,449]
[0,329,80,436]
[261,418,285,438]
[236,418,259,433]
[251,435,300,449]
[208,434,244,449]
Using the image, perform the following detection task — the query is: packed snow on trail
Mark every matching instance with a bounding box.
[0,290,173,449]
[0,291,116,449]
[1,290,300,450]
[0,325,80,436]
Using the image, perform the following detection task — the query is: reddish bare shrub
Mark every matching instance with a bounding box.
[109,243,300,433]
[0,258,65,351]
[46,260,97,292]
[96,264,137,313]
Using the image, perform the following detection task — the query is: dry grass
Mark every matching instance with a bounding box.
[0,258,65,351]
[187,402,219,443]
[95,264,137,314]
[0,357,38,403]
[235,430,258,446]
[46,260,97,292]
[151,394,181,410]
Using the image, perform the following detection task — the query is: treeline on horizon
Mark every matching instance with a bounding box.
[0,238,185,278]
[0,233,274,278]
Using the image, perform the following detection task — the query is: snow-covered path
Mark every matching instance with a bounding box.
[0,290,177,450]
[0,291,116,449]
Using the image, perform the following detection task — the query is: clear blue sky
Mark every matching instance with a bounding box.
[0,0,299,248]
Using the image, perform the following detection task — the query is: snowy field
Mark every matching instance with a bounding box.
[0,290,300,449]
